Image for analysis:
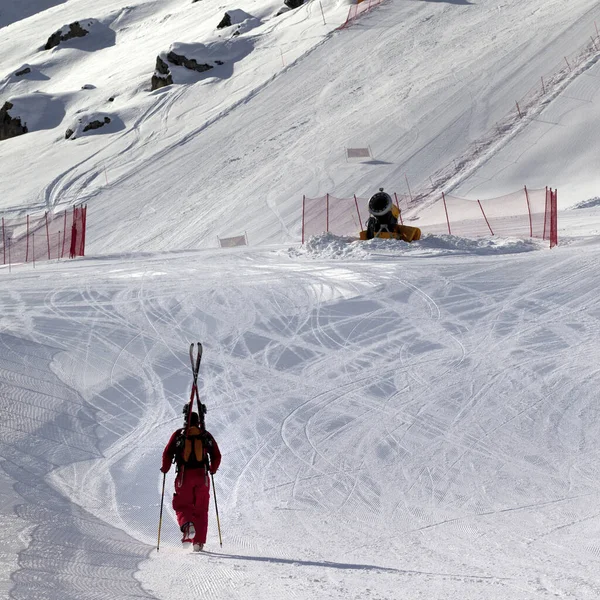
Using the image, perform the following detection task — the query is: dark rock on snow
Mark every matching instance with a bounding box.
[217,13,232,29]
[151,56,173,90]
[166,51,217,73]
[83,116,111,132]
[45,21,89,50]
[0,102,28,141]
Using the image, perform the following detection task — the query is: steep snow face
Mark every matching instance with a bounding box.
[1,0,599,252]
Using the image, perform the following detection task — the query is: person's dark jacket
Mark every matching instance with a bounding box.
[161,427,221,474]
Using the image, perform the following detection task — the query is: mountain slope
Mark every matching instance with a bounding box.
[1,0,599,250]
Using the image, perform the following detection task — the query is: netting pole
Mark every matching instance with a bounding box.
[82,205,87,256]
[301,195,306,244]
[354,195,363,230]
[78,206,86,256]
[62,211,67,258]
[524,186,533,237]
[7,237,11,273]
[405,174,413,202]
[45,212,51,259]
[477,200,494,235]
[442,192,451,235]
[326,194,329,233]
[2,217,5,266]
[26,214,30,263]
[542,187,549,242]
[58,231,61,261]
[70,208,77,259]
[394,193,403,225]
[551,189,558,248]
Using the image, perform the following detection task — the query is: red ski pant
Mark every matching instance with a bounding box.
[172,468,211,544]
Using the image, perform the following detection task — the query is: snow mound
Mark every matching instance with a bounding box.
[44,19,116,52]
[6,92,65,131]
[414,234,545,254]
[288,232,544,259]
[169,39,254,66]
[65,111,124,139]
[219,9,262,35]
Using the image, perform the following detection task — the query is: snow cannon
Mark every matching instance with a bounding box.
[359,189,421,242]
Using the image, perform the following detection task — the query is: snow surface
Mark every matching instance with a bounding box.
[2,0,600,599]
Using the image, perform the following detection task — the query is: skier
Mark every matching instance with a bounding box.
[365,188,400,239]
[161,410,221,552]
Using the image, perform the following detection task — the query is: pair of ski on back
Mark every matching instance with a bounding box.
[157,343,222,552]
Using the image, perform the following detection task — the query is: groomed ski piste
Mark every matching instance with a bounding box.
[2,0,600,599]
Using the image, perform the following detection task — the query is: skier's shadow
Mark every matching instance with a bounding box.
[202,551,399,573]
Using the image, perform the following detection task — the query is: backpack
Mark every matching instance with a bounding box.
[175,425,208,469]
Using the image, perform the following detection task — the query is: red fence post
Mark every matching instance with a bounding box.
[442,192,451,235]
[354,195,363,231]
[405,174,413,202]
[81,205,87,256]
[62,211,67,258]
[550,189,558,248]
[394,193,403,225]
[45,212,51,259]
[26,214,30,262]
[70,208,77,259]
[524,186,533,238]
[2,217,5,265]
[326,194,330,233]
[477,200,494,235]
[543,187,550,243]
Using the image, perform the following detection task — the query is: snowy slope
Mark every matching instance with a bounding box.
[2,0,600,599]
[1,0,600,247]
[3,230,600,600]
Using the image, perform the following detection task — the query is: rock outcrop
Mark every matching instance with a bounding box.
[65,115,112,139]
[83,116,111,132]
[166,50,220,73]
[151,56,173,90]
[45,21,89,50]
[0,102,28,141]
[217,13,232,29]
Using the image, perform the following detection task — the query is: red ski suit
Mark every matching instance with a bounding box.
[161,427,221,545]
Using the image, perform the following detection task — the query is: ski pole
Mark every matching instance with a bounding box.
[157,472,166,552]
[211,472,223,547]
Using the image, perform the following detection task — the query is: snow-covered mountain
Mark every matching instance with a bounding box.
[2,0,600,599]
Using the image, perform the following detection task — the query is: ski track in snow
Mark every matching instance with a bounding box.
[2,240,600,599]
